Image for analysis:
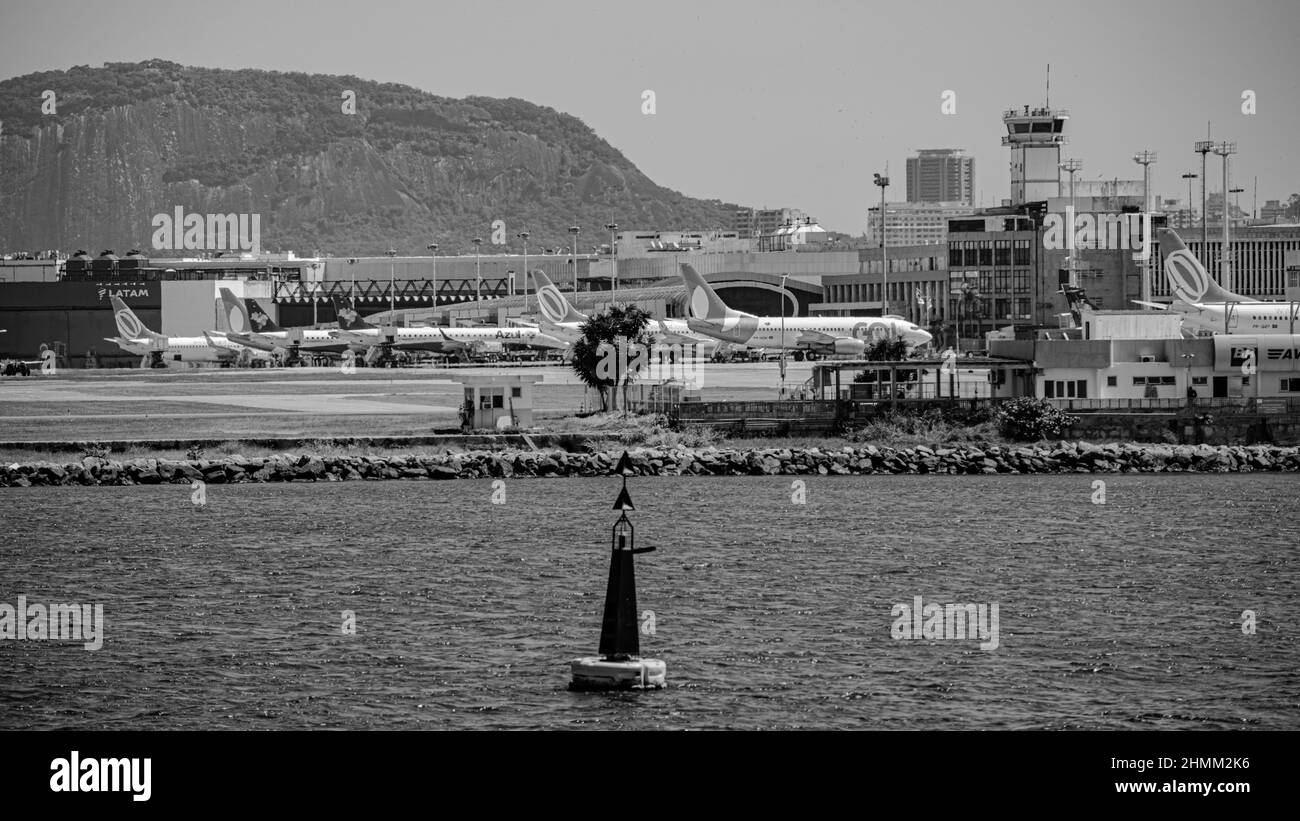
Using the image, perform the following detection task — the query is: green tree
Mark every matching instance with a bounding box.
[957,282,984,346]
[864,334,909,361]
[570,304,652,412]
[996,397,1076,441]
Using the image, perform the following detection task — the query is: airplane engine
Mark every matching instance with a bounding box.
[832,338,867,356]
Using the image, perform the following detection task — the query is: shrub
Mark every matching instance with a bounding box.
[846,410,1001,446]
[996,398,1076,441]
[643,425,720,449]
[79,442,110,459]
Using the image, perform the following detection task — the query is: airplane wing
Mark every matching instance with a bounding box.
[793,330,840,347]
[330,329,376,344]
[1165,299,1214,318]
[435,328,476,353]
[201,332,239,361]
[651,319,703,347]
[524,331,570,351]
[207,331,273,362]
[652,319,722,350]
[537,317,580,344]
[227,332,279,352]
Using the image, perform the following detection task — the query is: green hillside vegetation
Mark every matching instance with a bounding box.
[0,60,745,254]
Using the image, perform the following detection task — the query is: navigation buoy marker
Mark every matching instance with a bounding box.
[569,451,666,691]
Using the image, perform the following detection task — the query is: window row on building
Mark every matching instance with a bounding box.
[947,240,1032,268]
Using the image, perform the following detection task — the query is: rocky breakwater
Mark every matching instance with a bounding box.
[2,443,1299,487]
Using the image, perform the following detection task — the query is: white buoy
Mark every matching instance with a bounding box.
[569,657,666,691]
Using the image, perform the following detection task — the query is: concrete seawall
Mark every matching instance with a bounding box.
[3,442,1298,486]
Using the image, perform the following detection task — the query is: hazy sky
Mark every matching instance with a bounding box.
[2,0,1297,233]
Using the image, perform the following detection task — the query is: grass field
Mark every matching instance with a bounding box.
[1,361,937,462]
[0,413,464,448]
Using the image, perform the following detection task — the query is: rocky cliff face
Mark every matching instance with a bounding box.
[0,60,742,254]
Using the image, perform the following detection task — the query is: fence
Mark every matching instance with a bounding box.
[623,383,694,416]
[672,399,843,433]
[1045,397,1300,414]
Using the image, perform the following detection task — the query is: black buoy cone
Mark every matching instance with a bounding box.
[599,512,640,660]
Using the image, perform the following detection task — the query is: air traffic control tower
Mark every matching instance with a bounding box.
[1002,105,1069,204]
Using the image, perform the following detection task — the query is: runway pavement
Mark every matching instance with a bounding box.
[0,362,820,441]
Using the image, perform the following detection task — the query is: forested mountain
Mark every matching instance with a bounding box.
[0,60,744,255]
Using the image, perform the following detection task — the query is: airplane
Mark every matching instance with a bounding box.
[528,269,721,355]
[1134,228,1300,335]
[217,288,357,361]
[104,295,271,366]
[0,329,51,376]
[328,296,569,359]
[677,263,933,359]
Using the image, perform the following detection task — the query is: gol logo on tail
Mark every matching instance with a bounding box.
[226,304,247,333]
[115,309,143,339]
[537,286,567,323]
[1164,249,1209,302]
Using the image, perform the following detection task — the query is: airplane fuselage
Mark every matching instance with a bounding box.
[688,314,932,351]
[231,329,352,354]
[750,317,929,348]
[109,335,238,363]
[1177,302,1300,335]
[337,326,567,352]
[542,317,719,352]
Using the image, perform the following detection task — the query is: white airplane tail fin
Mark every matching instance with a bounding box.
[531,270,587,324]
[1158,229,1257,304]
[109,295,165,341]
[680,263,736,323]
[218,288,251,334]
[677,263,759,343]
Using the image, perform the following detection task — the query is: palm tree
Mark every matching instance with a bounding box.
[956,283,984,350]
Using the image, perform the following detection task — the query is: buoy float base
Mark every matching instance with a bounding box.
[568,657,666,691]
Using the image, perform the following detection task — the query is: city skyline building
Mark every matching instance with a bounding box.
[732,207,809,239]
[865,201,976,247]
[906,149,975,206]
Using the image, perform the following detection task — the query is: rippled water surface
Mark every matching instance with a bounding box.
[1,475,1297,729]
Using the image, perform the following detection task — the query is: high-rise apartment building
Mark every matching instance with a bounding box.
[906,149,975,206]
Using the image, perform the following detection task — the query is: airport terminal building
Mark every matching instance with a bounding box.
[4,219,1300,370]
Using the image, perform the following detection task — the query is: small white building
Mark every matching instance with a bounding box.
[1031,332,1300,402]
[435,372,545,430]
[1078,309,1181,341]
